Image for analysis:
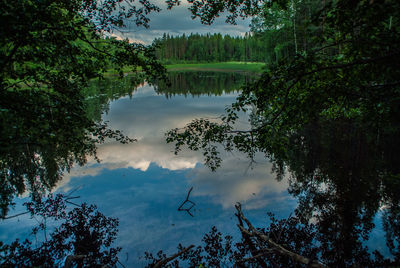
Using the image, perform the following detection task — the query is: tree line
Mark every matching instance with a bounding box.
[153,33,269,63]
[154,0,326,65]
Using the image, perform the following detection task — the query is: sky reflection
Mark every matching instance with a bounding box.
[54,81,295,266]
[1,73,390,266]
[0,76,295,267]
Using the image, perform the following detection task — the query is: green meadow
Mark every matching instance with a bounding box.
[104,62,265,76]
[165,62,265,72]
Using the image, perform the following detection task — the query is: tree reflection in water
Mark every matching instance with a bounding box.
[0,76,144,218]
[1,72,399,266]
[161,117,399,266]
[283,119,400,265]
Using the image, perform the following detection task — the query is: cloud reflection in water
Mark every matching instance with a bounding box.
[55,80,295,265]
[61,83,291,208]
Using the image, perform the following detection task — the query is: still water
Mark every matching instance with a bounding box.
[64,72,296,266]
[0,72,391,266]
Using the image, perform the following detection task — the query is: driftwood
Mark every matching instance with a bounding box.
[153,245,195,268]
[177,187,195,217]
[235,204,269,268]
[235,203,328,268]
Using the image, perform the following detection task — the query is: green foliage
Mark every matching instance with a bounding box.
[167,0,263,25]
[167,118,233,171]
[166,0,400,265]
[0,0,166,216]
[167,0,400,178]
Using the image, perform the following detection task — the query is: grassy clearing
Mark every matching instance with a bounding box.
[104,62,265,76]
[165,62,265,73]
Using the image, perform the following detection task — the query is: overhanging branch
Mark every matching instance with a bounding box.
[235,203,328,268]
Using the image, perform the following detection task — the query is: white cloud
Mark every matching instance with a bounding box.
[189,153,291,209]
[57,83,291,212]
[56,84,238,190]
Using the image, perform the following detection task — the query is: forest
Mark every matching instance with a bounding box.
[1,0,399,267]
[154,33,269,63]
[154,0,309,64]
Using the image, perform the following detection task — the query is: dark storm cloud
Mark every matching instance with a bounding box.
[113,1,251,44]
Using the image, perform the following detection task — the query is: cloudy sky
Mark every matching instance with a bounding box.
[112,1,252,44]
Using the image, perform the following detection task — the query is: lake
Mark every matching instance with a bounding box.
[0,71,393,266]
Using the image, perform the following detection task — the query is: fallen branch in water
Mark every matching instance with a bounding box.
[1,211,30,220]
[153,245,195,268]
[235,203,328,268]
[2,195,81,220]
[177,187,195,217]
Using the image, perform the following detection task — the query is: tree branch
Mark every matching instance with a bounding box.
[303,51,400,77]
[152,245,194,268]
[1,41,22,74]
[235,248,274,266]
[235,205,268,268]
[1,211,30,220]
[255,50,400,130]
[235,203,328,268]
[178,187,196,217]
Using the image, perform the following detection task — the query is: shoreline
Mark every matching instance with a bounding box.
[104,62,265,76]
